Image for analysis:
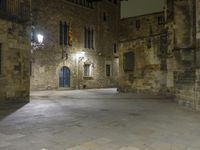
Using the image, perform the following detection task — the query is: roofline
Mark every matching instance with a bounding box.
[121,11,164,21]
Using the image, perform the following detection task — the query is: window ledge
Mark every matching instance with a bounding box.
[106,76,111,78]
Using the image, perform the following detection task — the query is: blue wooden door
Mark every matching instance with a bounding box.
[59,67,70,88]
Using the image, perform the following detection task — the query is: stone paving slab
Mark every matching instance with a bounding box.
[0,133,25,148]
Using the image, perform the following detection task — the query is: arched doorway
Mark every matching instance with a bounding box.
[59,66,70,88]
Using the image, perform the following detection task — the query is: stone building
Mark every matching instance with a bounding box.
[0,0,31,103]
[118,12,167,94]
[119,0,200,111]
[164,0,199,110]
[30,0,120,90]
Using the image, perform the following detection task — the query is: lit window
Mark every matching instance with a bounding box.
[84,64,92,77]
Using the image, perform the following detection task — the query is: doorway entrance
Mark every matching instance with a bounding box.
[59,66,70,88]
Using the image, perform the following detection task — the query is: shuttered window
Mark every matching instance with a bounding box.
[60,21,69,46]
[64,22,68,45]
[84,27,94,49]
[123,52,135,72]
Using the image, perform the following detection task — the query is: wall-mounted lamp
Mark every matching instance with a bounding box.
[37,34,44,44]
[76,51,85,59]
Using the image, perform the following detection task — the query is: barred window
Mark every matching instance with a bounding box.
[84,64,92,77]
[106,64,111,77]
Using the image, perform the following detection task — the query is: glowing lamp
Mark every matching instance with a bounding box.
[37,34,44,44]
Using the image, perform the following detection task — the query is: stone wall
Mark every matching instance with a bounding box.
[30,0,120,90]
[173,0,195,49]
[196,0,200,67]
[0,19,30,103]
[164,0,198,110]
[119,0,200,111]
[119,12,167,94]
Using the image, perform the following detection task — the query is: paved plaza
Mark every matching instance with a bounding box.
[0,89,200,150]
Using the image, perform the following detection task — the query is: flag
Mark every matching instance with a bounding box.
[68,24,72,46]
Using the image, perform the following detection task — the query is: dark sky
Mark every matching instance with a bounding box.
[121,0,164,18]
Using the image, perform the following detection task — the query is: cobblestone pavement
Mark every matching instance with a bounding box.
[0,89,200,150]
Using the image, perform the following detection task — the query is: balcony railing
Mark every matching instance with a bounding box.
[0,0,30,23]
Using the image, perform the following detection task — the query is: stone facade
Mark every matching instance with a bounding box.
[0,0,199,112]
[30,0,120,90]
[0,0,31,103]
[165,0,199,110]
[118,12,167,94]
[119,0,200,111]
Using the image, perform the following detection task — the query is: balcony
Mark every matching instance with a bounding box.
[0,0,30,23]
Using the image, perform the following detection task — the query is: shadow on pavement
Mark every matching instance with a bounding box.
[0,102,28,120]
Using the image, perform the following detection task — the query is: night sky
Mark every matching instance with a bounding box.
[121,0,164,18]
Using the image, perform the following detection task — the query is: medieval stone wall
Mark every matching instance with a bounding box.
[164,0,198,110]
[0,20,30,103]
[118,0,200,111]
[30,0,120,90]
[119,12,167,94]
[196,0,200,67]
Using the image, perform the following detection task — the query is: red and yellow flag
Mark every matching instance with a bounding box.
[68,24,72,46]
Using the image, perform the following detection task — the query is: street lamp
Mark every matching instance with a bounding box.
[37,34,44,44]
[31,33,44,52]
[76,51,85,89]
